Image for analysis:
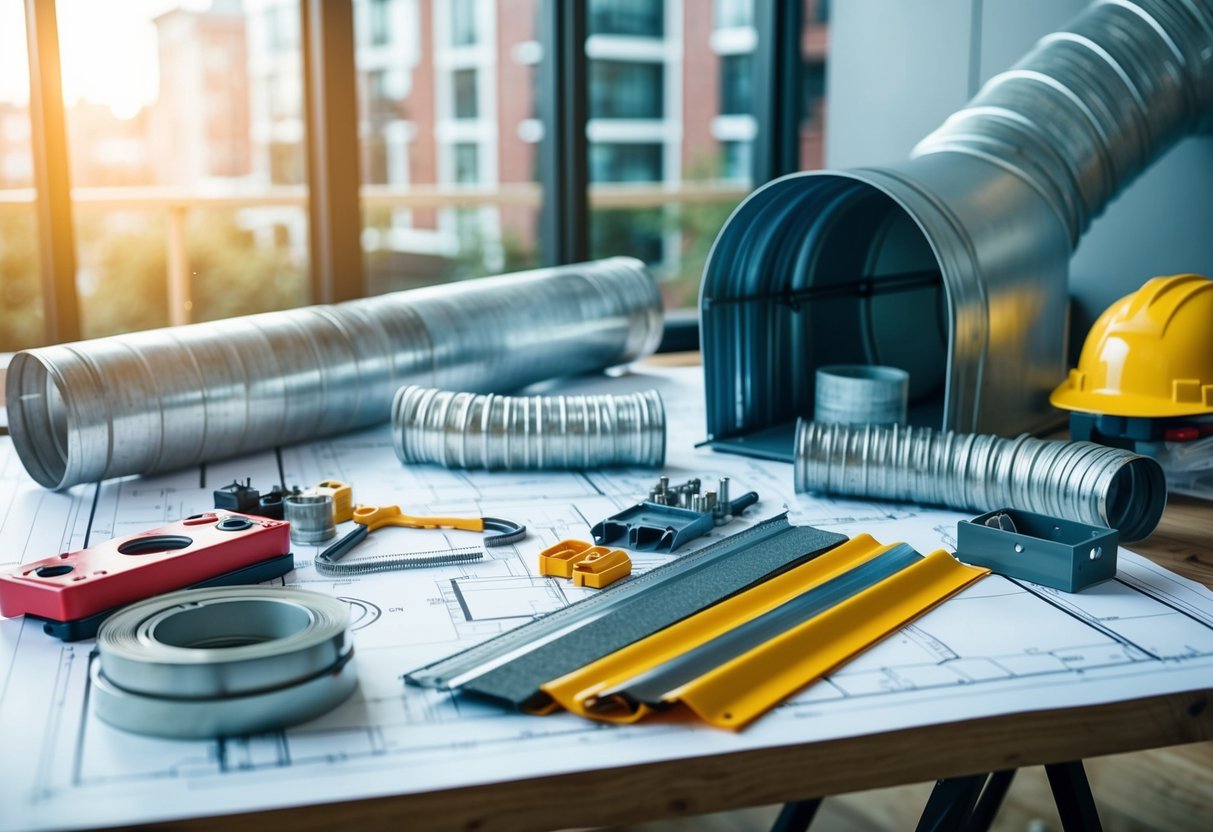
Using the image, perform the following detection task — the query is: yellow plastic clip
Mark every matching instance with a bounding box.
[572,548,631,589]
[311,480,354,524]
[352,504,485,535]
[538,540,596,578]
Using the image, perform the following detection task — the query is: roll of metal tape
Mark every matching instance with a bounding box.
[93,587,357,738]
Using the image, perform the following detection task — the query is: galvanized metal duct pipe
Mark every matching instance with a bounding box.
[7,258,663,490]
[702,0,1213,460]
[794,420,1168,542]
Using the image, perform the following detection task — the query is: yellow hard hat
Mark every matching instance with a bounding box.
[1050,274,1213,418]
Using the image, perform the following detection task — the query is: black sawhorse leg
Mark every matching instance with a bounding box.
[771,759,1100,832]
[770,797,821,832]
[1045,761,1103,831]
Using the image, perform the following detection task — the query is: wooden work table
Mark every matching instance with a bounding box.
[1,361,1211,830]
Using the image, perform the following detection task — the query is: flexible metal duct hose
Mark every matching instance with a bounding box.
[392,386,665,470]
[7,258,663,490]
[702,0,1213,457]
[794,420,1167,542]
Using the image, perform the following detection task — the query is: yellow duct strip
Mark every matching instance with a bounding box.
[541,534,987,729]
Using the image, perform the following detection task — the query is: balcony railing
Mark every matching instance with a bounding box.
[0,181,751,330]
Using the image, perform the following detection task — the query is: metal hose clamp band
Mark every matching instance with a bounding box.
[392,386,666,471]
[814,365,909,426]
[793,420,1167,542]
[92,586,356,738]
[7,258,663,490]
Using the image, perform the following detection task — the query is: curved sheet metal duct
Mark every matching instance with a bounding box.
[701,0,1213,461]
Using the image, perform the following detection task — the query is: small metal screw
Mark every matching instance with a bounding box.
[1014,543,1024,553]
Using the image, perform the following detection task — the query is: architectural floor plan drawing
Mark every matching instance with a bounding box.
[2,367,1213,831]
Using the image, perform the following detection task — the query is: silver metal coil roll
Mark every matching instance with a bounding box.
[793,420,1167,542]
[92,586,356,738]
[392,386,666,470]
[6,258,663,490]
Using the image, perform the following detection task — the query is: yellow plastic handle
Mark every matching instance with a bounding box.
[353,504,485,534]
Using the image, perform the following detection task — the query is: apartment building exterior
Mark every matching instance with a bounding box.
[235,0,828,276]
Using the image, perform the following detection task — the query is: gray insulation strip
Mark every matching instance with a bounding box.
[409,516,846,710]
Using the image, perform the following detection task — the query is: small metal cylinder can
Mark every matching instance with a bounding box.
[284,494,337,545]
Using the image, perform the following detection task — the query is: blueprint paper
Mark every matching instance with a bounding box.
[2,367,1212,831]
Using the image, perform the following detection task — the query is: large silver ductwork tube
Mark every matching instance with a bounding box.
[7,258,663,490]
[701,0,1213,462]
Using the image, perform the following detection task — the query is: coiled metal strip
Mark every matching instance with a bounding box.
[793,420,1167,542]
[392,387,666,471]
[315,547,484,576]
[93,586,356,738]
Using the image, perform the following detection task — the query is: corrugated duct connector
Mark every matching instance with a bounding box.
[794,420,1167,542]
[702,0,1213,461]
[392,387,665,471]
[7,258,663,490]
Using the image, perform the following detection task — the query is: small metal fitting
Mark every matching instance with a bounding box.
[284,494,337,545]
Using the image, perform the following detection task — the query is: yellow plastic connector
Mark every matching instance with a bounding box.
[312,480,354,524]
[538,539,596,578]
[572,548,631,589]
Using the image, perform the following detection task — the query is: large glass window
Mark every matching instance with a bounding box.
[801,0,829,170]
[367,0,392,46]
[451,0,478,46]
[589,0,664,38]
[590,61,664,119]
[48,0,311,338]
[357,0,542,289]
[452,69,479,120]
[720,54,752,116]
[3,0,830,344]
[0,0,43,351]
[715,0,753,29]
[590,143,663,183]
[453,143,480,184]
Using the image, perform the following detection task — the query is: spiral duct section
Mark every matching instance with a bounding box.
[7,258,663,489]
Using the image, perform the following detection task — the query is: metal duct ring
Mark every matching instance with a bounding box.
[92,587,356,738]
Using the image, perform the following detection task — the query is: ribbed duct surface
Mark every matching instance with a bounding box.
[8,258,663,489]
